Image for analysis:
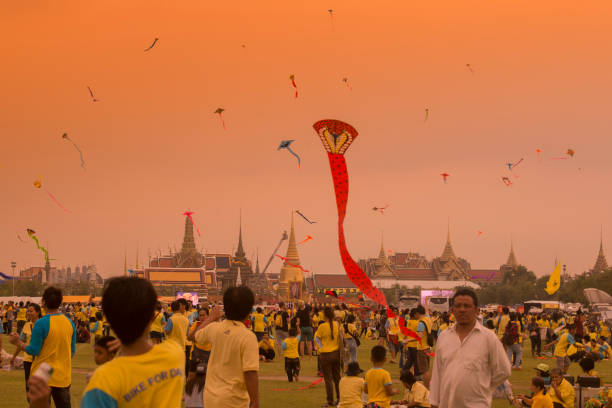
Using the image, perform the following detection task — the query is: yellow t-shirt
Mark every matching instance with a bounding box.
[82,340,185,407]
[21,321,34,363]
[405,319,419,348]
[554,333,575,358]
[91,321,104,337]
[549,379,574,408]
[150,312,165,333]
[387,317,400,336]
[405,381,430,407]
[191,323,211,352]
[365,367,392,408]
[252,313,266,333]
[315,321,340,353]
[531,390,554,408]
[338,376,364,408]
[496,315,510,339]
[283,336,300,359]
[166,313,189,350]
[258,339,274,351]
[17,307,27,321]
[90,306,99,317]
[195,319,259,408]
[27,313,76,388]
[417,317,432,351]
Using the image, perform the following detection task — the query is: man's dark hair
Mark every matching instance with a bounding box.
[279,302,285,308]
[579,356,595,372]
[415,305,425,315]
[256,307,262,313]
[371,345,387,363]
[223,286,254,321]
[95,335,118,354]
[102,277,157,345]
[452,288,478,307]
[289,327,297,337]
[42,286,63,309]
[502,306,509,314]
[170,301,180,312]
[400,369,416,385]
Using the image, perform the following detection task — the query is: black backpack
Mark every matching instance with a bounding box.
[421,319,434,347]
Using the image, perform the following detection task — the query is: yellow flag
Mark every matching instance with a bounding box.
[545,262,562,295]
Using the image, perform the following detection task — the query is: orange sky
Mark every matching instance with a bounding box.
[2,1,612,279]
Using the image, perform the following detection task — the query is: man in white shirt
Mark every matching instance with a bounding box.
[429,288,511,408]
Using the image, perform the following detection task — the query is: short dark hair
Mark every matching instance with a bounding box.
[95,335,117,354]
[452,288,478,307]
[371,345,387,363]
[289,327,297,336]
[170,301,180,312]
[532,376,546,391]
[223,286,254,321]
[502,306,509,314]
[42,287,63,309]
[579,357,595,372]
[415,305,425,315]
[28,303,42,318]
[256,307,262,313]
[102,277,157,345]
[400,369,416,385]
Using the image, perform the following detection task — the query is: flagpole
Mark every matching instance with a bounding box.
[11,261,17,297]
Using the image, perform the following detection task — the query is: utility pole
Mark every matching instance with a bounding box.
[10,261,17,297]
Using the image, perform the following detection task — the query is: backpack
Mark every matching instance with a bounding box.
[343,323,361,347]
[502,322,519,346]
[421,319,434,347]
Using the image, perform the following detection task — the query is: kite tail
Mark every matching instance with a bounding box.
[291,80,298,98]
[30,235,49,262]
[218,114,226,130]
[288,147,301,167]
[44,189,71,213]
[327,152,419,341]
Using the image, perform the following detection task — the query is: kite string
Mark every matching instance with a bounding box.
[44,189,72,213]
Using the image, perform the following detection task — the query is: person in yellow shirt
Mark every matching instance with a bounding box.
[364,345,398,408]
[391,369,430,407]
[338,362,365,408]
[16,301,27,333]
[79,277,185,407]
[315,306,343,407]
[10,303,42,392]
[149,302,166,344]
[415,305,433,381]
[401,309,419,373]
[496,307,511,340]
[190,286,260,408]
[547,324,582,373]
[282,327,301,382]
[258,332,275,361]
[90,312,105,343]
[9,287,76,408]
[251,307,267,341]
[517,376,553,408]
[386,308,401,364]
[549,368,575,408]
[165,300,189,350]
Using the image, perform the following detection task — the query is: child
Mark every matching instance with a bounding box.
[365,345,397,408]
[90,312,105,344]
[338,362,365,408]
[94,335,118,365]
[184,362,205,408]
[282,327,301,382]
[391,370,430,408]
[258,332,276,361]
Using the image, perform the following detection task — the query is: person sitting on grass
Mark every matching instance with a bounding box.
[578,356,599,379]
[282,327,301,382]
[258,332,276,362]
[516,376,553,408]
[549,368,575,408]
[338,362,365,408]
[364,345,398,408]
[390,370,430,408]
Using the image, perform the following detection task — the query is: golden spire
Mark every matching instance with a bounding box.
[284,212,301,265]
[592,225,608,273]
[440,220,457,261]
[506,237,518,268]
[377,233,388,264]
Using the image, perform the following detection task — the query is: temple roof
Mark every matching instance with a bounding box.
[592,228,608,273]
[284,213,301,265]
[506,240,518,268]
[440,223,457,262]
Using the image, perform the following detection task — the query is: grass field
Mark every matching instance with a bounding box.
[1,334,610,407]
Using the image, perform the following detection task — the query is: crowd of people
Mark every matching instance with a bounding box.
[0,283,611,408]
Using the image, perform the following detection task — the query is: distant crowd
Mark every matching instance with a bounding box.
[1,283,611,408]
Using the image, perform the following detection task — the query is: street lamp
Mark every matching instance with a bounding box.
[10,261,17,297]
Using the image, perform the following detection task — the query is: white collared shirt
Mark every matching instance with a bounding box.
[428,320,511,408]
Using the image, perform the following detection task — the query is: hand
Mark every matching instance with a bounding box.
[107,339,122,353]
[27,375,51,408]
[210,306,223,321]
[8,333,20,345]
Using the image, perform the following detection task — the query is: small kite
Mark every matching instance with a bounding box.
[502,176,513,187]
[241,44,246,48]
[328,9,334,31]
[298,235,313,245]
[536,148,543,161]
[33,176,71,213]
[62,133,86,170]
[567,149,575,157]
[372,205,389,215]
[87,87,99,102]
[477,230,483,237]
[295,210,316,224]
[289,74,298,98]
[507,158,523,171]
[424,108,429,122]
[183,211,201,237]
[342,77,352,91]
[278,140,301,167]
[144,38,158,52]
[27,228,49,262]
[466,64,474,74]
[440,173,450,184]
[214,108,226,130]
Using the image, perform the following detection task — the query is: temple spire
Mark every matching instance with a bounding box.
[284,212,301,264]
[592,226,608,273]
[181,214,197,254]
[255,250,261,274]
[377,233,388,264]
[506,237,518,268]
[440,220,457,261]
[236,211,246,259]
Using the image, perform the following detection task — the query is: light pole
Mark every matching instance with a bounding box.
[10,261,17,297]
